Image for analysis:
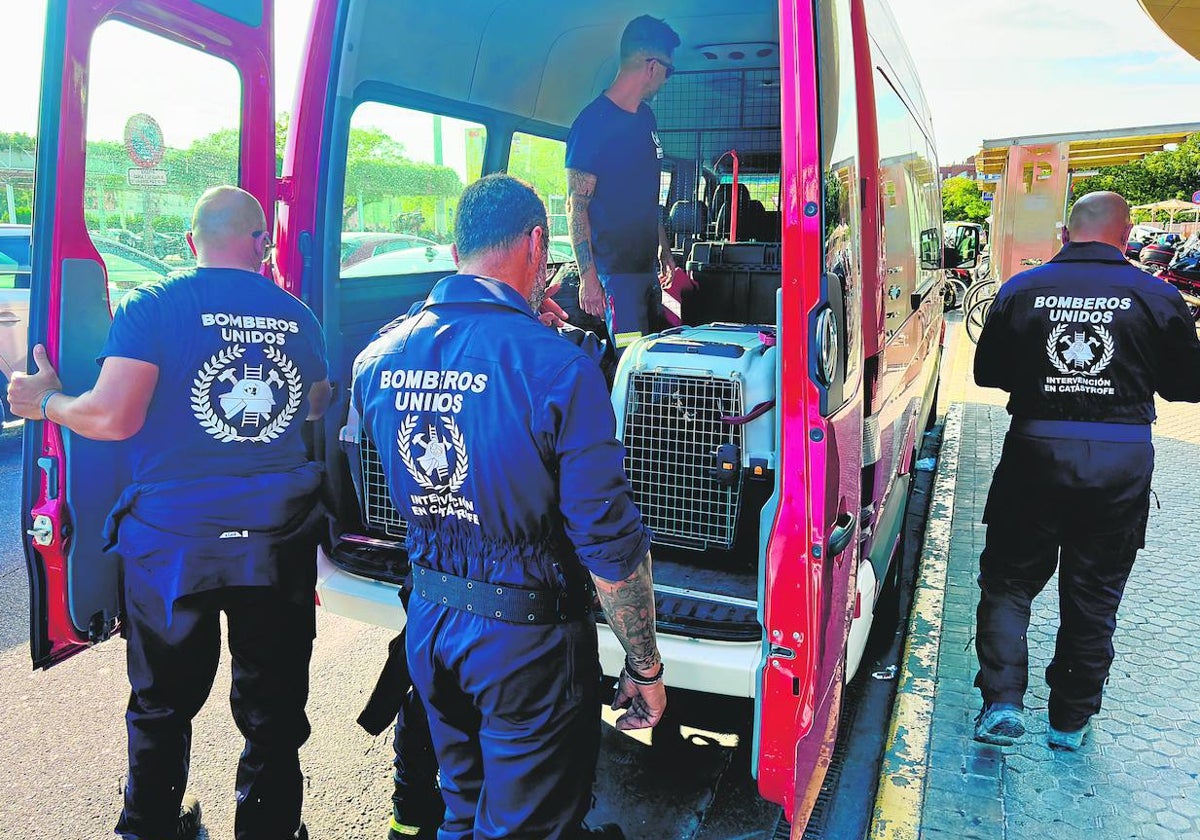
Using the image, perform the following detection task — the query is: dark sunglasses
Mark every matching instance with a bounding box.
[252,229,274,255]
[647,57,675,79]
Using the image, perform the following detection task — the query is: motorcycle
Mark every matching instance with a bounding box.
[1158,242,1200,322]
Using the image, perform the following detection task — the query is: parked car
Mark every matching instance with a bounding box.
[0,224,172,421]
[340,242,458,278]
[340,232,441,268]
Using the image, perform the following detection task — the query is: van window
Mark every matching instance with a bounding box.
[506,132,570,260]
[0,234,31,289]
[340,104,485,278]
[84,21,241,307]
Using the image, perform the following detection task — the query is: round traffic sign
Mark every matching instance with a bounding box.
[124,114,165,169]
[1192,189,1200,205]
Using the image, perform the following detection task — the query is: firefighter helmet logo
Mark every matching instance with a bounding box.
[398,414,468,492]
[1046,323,1115,377]
[192,345,303,442]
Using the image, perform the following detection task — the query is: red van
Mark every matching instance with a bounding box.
[25,0,967,831]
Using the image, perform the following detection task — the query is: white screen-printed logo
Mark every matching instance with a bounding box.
[192,344,303,443]
[1046,323,1115,377]
[397,414,479,524]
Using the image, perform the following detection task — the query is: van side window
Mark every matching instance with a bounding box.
[875,69,934,338]
[339,104,485,278]
[506,133,569,261]
[84,22,241,308]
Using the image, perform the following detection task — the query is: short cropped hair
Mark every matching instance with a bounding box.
[620,15,681,62]
[454,174,548,260]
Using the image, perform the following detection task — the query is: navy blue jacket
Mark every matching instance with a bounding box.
[352,275,650,594]
[975,242,1200,423]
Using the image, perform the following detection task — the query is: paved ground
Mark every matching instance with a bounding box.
[908,323,1200,839]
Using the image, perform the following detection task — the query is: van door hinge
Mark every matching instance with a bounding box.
[88,611,118,645]
[26,514,53,546]
[276,176,295,203]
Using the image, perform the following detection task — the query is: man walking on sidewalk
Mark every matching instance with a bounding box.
[972,191,1200,750]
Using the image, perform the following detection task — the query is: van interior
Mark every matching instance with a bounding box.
[327,0,785,641]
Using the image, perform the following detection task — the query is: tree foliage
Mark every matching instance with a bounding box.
[1072,133,1200,218]
[942,176,991,225]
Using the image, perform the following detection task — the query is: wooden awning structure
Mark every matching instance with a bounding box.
[1140,0,1200,61]
[975,124,1200,176]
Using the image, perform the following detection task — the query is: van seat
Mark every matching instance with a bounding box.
[683,241,781,326]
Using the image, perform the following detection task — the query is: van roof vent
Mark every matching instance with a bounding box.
[697,42,777,64]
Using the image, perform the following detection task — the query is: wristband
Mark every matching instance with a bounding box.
[622,658,664,686]
[40,389,61,421]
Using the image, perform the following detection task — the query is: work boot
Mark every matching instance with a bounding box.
[1047,719,1092,751]
[973,702,1025,746]
[176,794,202,840]
[387,815,438,840]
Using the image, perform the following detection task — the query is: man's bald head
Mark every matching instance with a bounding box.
[1066,191,1132,251]
[188,186,270,271]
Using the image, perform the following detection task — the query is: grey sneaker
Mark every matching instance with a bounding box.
[1047,720,1091,751]
[973,702,1026,745]
[176,794,202,840]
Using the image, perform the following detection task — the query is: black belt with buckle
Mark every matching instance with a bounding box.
[412,564,589,624]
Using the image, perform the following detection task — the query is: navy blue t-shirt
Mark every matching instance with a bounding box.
[100,267,328,485]
[566,95,663,275]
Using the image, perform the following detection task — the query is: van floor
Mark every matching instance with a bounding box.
[652,545,758,602]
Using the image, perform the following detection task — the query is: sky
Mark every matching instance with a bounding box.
[5,0,1200,165]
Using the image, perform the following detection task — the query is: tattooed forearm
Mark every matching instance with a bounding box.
[592,553,660,674]
[567,169,598,277]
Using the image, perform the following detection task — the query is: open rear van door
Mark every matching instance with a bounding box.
[25,0,275,668]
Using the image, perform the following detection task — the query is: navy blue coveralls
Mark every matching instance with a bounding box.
[974,241,1200,730]
[353,275,650,840]
[100,268,328,840]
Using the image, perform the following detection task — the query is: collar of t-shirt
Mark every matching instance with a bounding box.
[1051,241,1128,265]
[425,273,538,319]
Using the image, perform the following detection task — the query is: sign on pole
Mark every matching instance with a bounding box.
[1191,189,1200,204]
[128,168,168,187]
[124,114,165,169]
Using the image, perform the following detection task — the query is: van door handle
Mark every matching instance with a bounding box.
[828,512,857,561]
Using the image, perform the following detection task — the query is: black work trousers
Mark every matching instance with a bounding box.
[974,431,1152,731]
[116,584,315,840]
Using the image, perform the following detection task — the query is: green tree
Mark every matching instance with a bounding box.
[1072,133,1200,217]
[942,176,990,224]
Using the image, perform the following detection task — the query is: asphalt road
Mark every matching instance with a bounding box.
[0,424,783,840]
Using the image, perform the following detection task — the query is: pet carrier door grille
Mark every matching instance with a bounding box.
[622,372,745,550]
[360,432,409,540]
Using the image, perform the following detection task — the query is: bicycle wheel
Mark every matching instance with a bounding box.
[942,277,968,311]
[963,278,997,314]
[965,297,992,344]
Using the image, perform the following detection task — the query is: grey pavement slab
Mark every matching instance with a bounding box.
[919,390,1200,839]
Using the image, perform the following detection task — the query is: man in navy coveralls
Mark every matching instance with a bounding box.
[354,174,665,840]
[972,191,1200,750]
[567,15,681,355]
[10,186,331,839]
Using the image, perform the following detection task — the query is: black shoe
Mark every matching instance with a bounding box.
[582,824,625,840]
[295,824,309,840]
[176,794,202,840]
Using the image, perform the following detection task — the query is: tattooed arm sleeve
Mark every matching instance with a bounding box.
[592,554,661,674]
[567,169,598,278]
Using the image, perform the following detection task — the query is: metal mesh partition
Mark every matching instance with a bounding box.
[655,69,781,165]
[360,432,409,540]
[622,372,745,550]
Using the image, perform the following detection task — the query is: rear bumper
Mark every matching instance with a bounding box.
[315,546,761,698]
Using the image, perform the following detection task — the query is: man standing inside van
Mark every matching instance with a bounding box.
[9,186,331,840]
[567,15,680,355]
[354,174,665,840]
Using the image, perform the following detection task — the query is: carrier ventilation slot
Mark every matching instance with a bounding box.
[622,372,745,550]
[360,432,409,540]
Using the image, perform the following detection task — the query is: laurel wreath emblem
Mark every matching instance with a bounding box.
[1045,323,1115,377]
[191,344,303,443]
[397,413,469,492]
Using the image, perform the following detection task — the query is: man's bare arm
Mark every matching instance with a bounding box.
[567,169,598,275]
[658,222,676,274]
[307,379,333,420]
[567,169,607,319]
[592,553,660,674]
[592,553,666,729]
[8,344,157,441]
